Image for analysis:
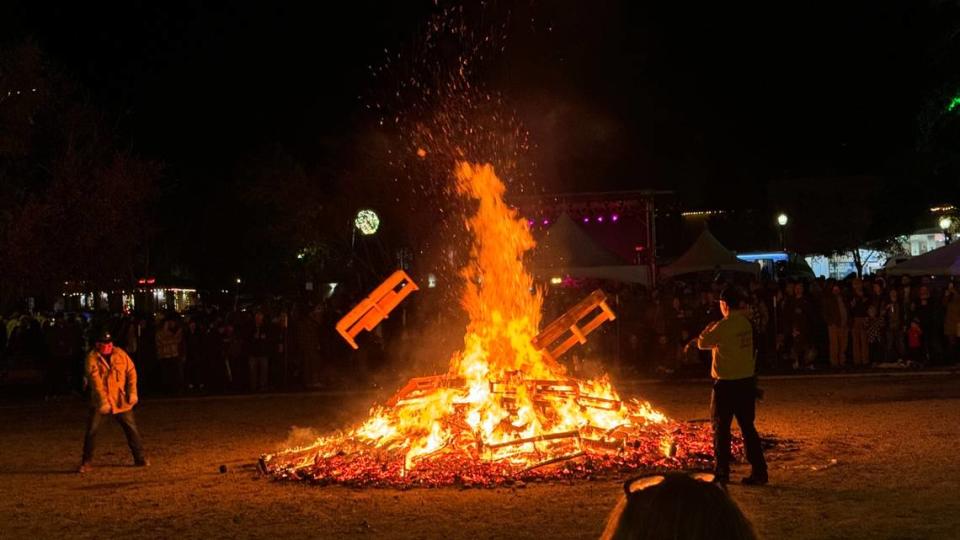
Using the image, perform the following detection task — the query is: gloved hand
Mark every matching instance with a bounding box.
[98,404,111,415]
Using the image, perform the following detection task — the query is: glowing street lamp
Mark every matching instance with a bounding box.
[234,277,242,311]
[355,209,380,236]
[940,216,953,244]
[776,213,789,251]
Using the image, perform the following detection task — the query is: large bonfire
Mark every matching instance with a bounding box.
[260,162,722,487]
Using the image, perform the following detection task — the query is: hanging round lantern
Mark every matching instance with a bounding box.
[355,209,380,236]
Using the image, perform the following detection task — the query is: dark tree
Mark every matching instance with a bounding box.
[0,41,160,309]
[769,176,915,277]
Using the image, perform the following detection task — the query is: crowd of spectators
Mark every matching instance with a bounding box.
[603,273,960,376]
[3,273,959,398]
[0,303,371,398]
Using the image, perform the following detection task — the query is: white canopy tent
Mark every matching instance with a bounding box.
[661,229,758,277]
[886,241,960,276]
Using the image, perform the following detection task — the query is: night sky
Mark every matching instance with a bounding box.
[2,1,948,284]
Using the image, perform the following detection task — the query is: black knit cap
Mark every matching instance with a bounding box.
[719,287,743,307]
[96,329,113,343]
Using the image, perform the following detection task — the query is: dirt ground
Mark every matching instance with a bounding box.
[2,372,960,540]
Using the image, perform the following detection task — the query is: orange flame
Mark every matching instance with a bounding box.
[265,162,668,476]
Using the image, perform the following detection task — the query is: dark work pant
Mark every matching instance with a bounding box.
[82,409,145,464]
[711,377,767,477]
[885,328,904,362]
[248,356,269,392]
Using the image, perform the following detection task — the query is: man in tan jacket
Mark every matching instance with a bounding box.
[78,330,148,472]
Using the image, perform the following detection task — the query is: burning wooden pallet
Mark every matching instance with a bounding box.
[385,374,466,407]
[531,289,616,363]
[336,270,419,349]
[489,375,622,411]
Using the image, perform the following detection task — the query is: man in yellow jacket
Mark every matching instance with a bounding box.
[697,287,767,485]
[78,330,148,473]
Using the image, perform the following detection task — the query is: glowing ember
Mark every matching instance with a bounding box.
[260,162,724,487]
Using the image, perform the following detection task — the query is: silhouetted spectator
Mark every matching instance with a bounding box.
[942,283,960,364]
[866,304,884,364]
[884,288,905,362]
[823,284,849,368]
[42,316,73,397]
[247,310,275,392]
[223,323,246,392]
[184,319,205,391]
[202,319,229,392]
[900,276,915,314]
[849,278,870,366]
[912,285,941,364]
[155,315,185,395]
[123,315,140,361]
[906,317,924,365]
[138,316,158,393]
[296,304,324,389]
[783,283,817,369]
[665,296,689,368]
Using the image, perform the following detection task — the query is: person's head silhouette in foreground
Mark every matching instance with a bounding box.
[600,472,758,540]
